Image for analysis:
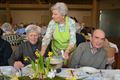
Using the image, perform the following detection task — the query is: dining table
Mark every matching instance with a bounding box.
[57,68,120,80]
[0,66,120,80]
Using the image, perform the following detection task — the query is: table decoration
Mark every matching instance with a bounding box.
[24,49,54,79]
[0,75,10,80]
[18,76,65,80]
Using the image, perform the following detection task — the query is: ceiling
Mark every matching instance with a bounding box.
[0,0,97,4]
[1,0,120,5]
[1,0,120,10]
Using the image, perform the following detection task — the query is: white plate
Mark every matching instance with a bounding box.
[57,68,89,79]
[80,66,99,73]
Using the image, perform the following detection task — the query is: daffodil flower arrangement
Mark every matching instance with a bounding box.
[24,49,53,79]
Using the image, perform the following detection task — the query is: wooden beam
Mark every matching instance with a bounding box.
[36,0,41,4]
[5,3,12,23]
[0,4,49,9]
[92,0,99,28]
[0,3,92,10]
[100,4,120,10]
[68,4,92,10]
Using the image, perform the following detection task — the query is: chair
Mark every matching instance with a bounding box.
[105,47,116,69]
[11,45,17,53]
[113,52,120,69]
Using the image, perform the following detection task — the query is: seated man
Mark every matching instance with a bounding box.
[69,29,107,69]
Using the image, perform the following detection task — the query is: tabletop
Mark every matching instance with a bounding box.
[0,66,120,80]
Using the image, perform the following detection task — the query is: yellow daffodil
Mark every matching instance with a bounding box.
[71,76,77,80]
[24,56,29,61]
[65,77,77,80]
[35,49,40,57]
[24,49,52,79]
[11,76,19,80]
[33,73,37,78]
[35,59,39,63]
[68,70,72,73]
[48,52,53,57]
[67,70,77,80]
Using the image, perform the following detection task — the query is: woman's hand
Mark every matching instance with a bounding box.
[63,51,69,60]
[14,61,24,69]
[40,45,48,56]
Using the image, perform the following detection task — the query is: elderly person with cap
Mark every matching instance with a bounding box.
[9,24,44,69]
[41,2,76,60]
[1,22,22,47]
[1,22,14,35]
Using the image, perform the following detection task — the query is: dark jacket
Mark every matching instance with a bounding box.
[0,38,12,66]
[8,39,49,66]
[76,33,86,46]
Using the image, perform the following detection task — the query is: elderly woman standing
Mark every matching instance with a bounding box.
[9,24,43,69]
[41,2,76,60]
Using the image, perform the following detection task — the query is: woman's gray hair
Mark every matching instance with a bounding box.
[51,2,68,16]
[25,24,41,34]
[1,22,12,32]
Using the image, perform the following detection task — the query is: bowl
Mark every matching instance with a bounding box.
[46,56,63,69]
[50,56,63,64]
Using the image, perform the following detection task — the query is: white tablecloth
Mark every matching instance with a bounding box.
[0,66,120,80]
[57,68,120,80]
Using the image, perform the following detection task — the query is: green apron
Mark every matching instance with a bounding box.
[51,16,70,56]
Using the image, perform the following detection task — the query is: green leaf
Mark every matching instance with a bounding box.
[31,60,36,71]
